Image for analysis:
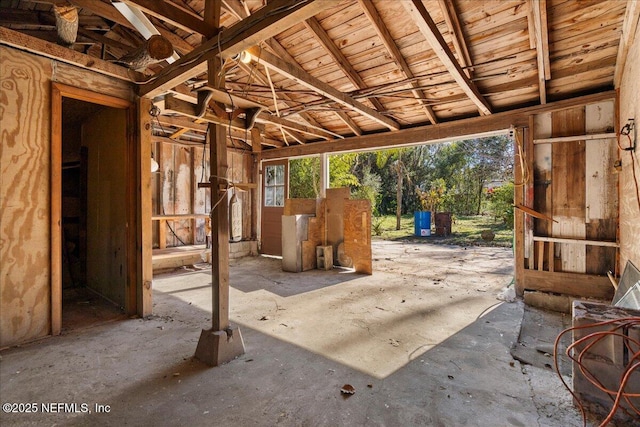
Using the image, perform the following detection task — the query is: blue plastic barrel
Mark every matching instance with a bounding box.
[414,211,431,236]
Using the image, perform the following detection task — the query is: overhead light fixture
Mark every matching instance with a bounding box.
[233,50,251,64]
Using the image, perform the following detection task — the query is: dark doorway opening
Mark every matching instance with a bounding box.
[59,97,130,333]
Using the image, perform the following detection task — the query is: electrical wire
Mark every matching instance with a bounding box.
[513,129,529,187]
[553,317,640,426]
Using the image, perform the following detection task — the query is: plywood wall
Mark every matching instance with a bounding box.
[0,46,132,347]
[618,26,640,272]
[0,46,51,347]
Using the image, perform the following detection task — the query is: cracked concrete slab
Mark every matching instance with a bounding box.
[0,240,590,426]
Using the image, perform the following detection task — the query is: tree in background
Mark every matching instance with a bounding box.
[286,135,514,227]
[289,157,320,198]
[486,182,515,227]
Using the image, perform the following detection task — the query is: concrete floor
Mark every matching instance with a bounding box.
[1,240,591,426]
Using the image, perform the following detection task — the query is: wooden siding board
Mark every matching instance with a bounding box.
[584,101,617,275]
[551,106,587,274]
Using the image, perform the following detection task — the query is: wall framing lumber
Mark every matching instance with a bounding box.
[261,91,616,160]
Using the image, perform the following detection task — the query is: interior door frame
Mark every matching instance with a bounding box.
[51,82,135,335]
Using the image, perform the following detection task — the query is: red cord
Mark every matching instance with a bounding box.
[554,317,640,426]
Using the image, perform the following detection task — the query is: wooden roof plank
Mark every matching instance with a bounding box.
[139,0,334,98]
[248,46,400,131]
[401,0,492,116]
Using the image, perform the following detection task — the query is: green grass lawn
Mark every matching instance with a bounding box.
[372,214,513,248]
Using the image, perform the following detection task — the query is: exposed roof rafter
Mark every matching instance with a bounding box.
[303,16,390,118]
[248,46,400,131]
[401,0,492,116]
[263,36,363,136]
[358,0,438,125]
[530,0,550,104]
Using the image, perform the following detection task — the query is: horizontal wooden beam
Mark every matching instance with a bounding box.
[0,26,142,81]
[152,214,209,220]
[248,46,400,131]
[522,269,612,299]
[138,0,333,98]
[533,133,616,144]
[260,91,616,159]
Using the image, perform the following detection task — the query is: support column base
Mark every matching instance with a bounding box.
[194,325,245,367]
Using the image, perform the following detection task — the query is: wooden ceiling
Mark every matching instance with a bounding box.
[1,0,637,155]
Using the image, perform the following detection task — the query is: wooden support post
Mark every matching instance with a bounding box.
[190,147,196,244]
[138,97,153,317]
[320,152,328,198]
[195,0,245,366]
[251,127,262,241]
[537,241,545,271]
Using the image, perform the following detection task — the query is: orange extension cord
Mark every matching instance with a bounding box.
[554,317,640,427]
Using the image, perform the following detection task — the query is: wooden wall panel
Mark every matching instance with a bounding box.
[533,112,552,237]
[0,46,52,347]
[618,30,640,272]
[193,146,210,245]
[551,107,587,273]
[585,102,618,275]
